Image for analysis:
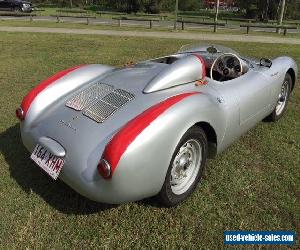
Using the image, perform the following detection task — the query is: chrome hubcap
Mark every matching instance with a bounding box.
[170,139,202,195]
[275,81,289,115]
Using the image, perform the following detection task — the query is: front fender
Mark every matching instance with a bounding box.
[272,56,298,87]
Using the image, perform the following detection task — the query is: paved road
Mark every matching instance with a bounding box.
[1,26,300,44]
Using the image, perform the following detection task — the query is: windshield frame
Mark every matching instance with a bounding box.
[178,43,241,58]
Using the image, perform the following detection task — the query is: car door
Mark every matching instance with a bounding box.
[0,0,11,10]
[0,0,6,10]
[232,65,273,127]
[206,64,273,149]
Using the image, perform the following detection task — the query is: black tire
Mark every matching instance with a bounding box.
[13,7,22,12]
[158,126,208,207]
[266,73,292,122]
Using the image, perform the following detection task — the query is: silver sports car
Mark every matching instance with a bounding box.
[16,44,298,206]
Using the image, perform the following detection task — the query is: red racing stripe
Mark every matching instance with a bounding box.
[102,92,199,175]
[192,54,207,80]
[21,65,86,117]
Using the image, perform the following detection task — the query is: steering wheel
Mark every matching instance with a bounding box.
[210,53,243,81]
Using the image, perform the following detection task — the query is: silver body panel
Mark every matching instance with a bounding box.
[19,45,298,204]
[144,54,204,93]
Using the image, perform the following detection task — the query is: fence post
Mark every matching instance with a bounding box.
[247,26,250,34]
[283,27,287,36]
[118,19,121,27]
[30,13,33,22]
[56,14,60,23]
[181,21,184,30]
[149,20,153,29]
[86,17,89,25]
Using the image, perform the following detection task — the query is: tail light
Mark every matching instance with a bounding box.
[97,159,111,179]
[16,107,24,121]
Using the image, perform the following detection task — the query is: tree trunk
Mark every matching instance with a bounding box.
[214,0,219,32]
[174,0,178,30]
[265,0,270,21]
[277,0,286,33]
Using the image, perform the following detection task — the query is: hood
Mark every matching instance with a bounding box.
[20,1,32,4]
[100,53,205,94]
[20,60,207,178]
[100,62,168,93]
[19,62,158,142]
[22,73,175,171]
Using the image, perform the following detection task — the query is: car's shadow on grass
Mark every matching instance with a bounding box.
[0,124,117,214]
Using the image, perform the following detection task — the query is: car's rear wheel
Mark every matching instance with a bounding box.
[158,126,208,207]
[267,73,292,121]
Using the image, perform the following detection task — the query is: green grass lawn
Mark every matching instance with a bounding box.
[0,32,299,249]
[1,19,299,38]
[34,7,58,16]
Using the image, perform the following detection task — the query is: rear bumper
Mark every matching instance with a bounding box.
[20,124,160,204]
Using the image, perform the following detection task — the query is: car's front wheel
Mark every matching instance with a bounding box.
[158,126,208,207]
[267,73,292,121]
[13,7,22,12]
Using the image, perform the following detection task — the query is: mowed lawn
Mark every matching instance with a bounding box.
[1,19,300,39]
[0,32,299,249]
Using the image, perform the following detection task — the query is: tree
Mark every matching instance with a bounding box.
[178,0,201,11]
[277,0,286,33]
[235,0,300,21]
[174,0,178,29]
[285,0,300,19]
[143,0,163,13]
[214,0,219,32]
[235,0,281,20]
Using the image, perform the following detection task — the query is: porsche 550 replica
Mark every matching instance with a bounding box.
[16,44,297,206]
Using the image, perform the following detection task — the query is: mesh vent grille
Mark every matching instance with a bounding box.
[113,89,135,100]
[83,101,117,123]
[66,83,113,111]
[66,83,135,123]
[102,91,132,108]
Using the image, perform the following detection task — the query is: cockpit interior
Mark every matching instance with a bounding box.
[150,44,252,82]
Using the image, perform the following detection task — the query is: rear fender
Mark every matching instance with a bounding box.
[21,64,114,130]
[105,93,225,202]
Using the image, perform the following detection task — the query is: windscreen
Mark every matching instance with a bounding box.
[178,43,240,57]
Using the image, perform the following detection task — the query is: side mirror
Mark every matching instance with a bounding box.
[260,58,272,68]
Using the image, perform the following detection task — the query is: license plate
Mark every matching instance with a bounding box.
[30,144,65,180]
